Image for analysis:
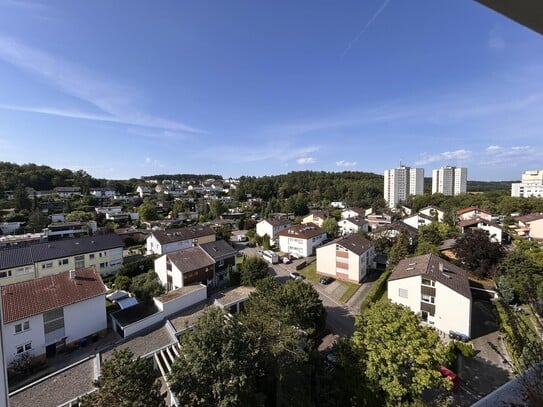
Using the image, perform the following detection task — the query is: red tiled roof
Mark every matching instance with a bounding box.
[456,206,490,215]
[516,213,543,223]
[1,267,106,324]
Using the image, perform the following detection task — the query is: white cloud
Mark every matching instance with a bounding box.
[143,157,164,168]
[415,149,472,165]
[297,157,316,165]
[336,160,357,167]
[486,145,501,151]
[0,35,206,135]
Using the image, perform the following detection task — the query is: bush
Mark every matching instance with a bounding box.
[117,256,157,278]
[449,340,477,357]
[360,269,392,313]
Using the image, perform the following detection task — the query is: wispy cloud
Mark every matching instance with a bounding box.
[481,145,537,167]
[336,160,357,167]
[297,156,316,165]
[342,0,391,58]
[143,157,165,168]
[0,35,206,135]
[415,149,472,166]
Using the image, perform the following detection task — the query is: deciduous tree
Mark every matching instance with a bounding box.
[239,255,269,286]
[453,229,505,278]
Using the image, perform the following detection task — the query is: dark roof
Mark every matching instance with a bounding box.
[110,302,159,326]
[342,216,367,227]
[200,239,237,260]
[388,254,471,299]
[329,234,373,256]
[386,221,419,237]
[2,267,107,323]
[0,233,124,270]
[167,246,215,273]
[263,218,292,227]
[276,223,326,239]
[151,226,216,245]
[516,213,543,223]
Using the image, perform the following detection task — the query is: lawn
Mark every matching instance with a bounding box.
[299,261,319,283]
[339,282,360,302]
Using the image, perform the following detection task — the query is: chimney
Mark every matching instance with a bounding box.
[69,269,76,280]
[439,263,444,272]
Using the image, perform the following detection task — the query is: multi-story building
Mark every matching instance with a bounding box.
[511,170,543,198]
[384,165,424,208]
[146,226,216,256]
[0,234,124,286]
[255,218,292,243]
[276,224,327,258]
[432,166,467,196]
[387,254,471,338]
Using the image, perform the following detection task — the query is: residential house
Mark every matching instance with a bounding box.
[419,206,446,222]
[1,267,107,365]
[0,222,23,235]
[136,185,152,198]
[341,207,366,219]
[514,213,543,240]
[456,207,493,222]
[256,218,292,243]
[402,213,434,230]
[53,187,81,198]
[371,221,418,245]
[276,223,327,258]
[302,210,329,227]
[44,221,97,240]
[0,234,124,286]
[366,209,397,231]
[338,217,368,236]
[212,286,256,314]
[388,254,471,338]
[200,240,238,287]
[330,201,347,209]
[95,206,123,215]
[146,226,216,256]
[316,234,375,283]
[90,188,116,199]
[458,218,509,244]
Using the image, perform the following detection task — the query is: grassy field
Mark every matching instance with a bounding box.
[340,282,360,302]
[299,262,360,302]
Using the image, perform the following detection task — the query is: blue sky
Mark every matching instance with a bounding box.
[0,1,542,181]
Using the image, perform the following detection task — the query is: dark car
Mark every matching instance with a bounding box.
[319,276,334,285]
[289,272,303,280]
[246,242,256,248]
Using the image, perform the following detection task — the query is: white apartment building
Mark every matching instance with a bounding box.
[432,166,467,196]
[511,170,543,198]
[384,165,424,208]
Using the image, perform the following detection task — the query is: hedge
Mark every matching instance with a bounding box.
[360,269,392,313]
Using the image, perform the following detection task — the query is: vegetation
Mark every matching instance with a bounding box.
[360,269,392,312]
[117,256,157,279]
[130,271,164,303]
[453,229,505,278]
[80,348,165,407]
[238,255,269,286]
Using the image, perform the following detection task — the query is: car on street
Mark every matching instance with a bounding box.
[246,242,256,248]
[439,365,460,390]
[319,276,334,285]
[289,272,303,280]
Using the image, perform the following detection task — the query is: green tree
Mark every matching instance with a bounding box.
[453,229,505,278]
[352,300,450,404]
[322,217,339,238]
[239,255,269,286]
[13,183,31,212]
[130,271,164,303]
[66,210,93,222]
[25,209,49,233]
[216,224,232,242]
[279,279,326,336]
[138,202,158,221]
[497,250,543,303]
[226,264,241,287]
[80,348,165,407]
[387,229,412,268]
[168,307,261,406]
[261,233,271,250]
[114,275,132,291]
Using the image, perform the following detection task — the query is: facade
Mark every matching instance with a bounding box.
[366,209,397,231]
[387,254,471,338]
[1,267,107,365]
[316,234,375,283]
[0,234,124,286]
[431,166,467,196]
[419,206,446,222]
[146,226,216,255]
[511,170,543,198]
[302,210,329,228]
[458,218,508,244]
[384,165,424,208]
[402,213,434,230]
[255,218,292,241]
[276,224,327,258]
[456,206,493,222]
[341,207,366,219]
[200,240,238,287]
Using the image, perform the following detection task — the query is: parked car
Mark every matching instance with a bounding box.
[282,256,291,264]
[319,276,334,285]
[246,242,256,248]
[289,272,303,280]
[439,365,460,390]
[448,330,470,342]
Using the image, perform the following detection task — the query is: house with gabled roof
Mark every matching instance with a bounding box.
[458,218,509,244]
[402,213,434,230]
[338,216,368,236]
[302,210,329,228]
[276,223,327,258]
[316,234,375,283]
[388,254,471,338]
[419,205,446,222]
[146,225,216,255]
[456,206,492,222]
[256,218,292,241]
[514,213,543,240]
[1,267,107,365]
[341,207,366,219]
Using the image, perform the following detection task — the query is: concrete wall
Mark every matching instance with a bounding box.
[64,295,107,345]
[388,276,422,312]
[435,282,471,337]
[529,218,543,240]
[316,244,336,277]
[156,285,207,316]
[2,314,44,366]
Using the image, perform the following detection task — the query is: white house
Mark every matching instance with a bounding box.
[302,211,329,228]
[276,224,327,258]
[387,254,472,338]
[330,201,347,209]
[255,218,292,241]
[456,206,492,222]
[458,218,508,244]
[146,226,216,255]
[402,213,434,230]
[419,206,446,222]
[341,207,367,219]
[90,188,116,199]
[316,234,375,283]
[338,217,368,236]
[136,185,152,198]
[1,267,107,366]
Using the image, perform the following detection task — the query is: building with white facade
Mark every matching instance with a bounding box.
[1,267,107,366]
[255,218,292,242]
[511,170,543,198]
[432,166,467,196]
[387,254,471,338]
[316,234,375,283]
[146,226,216,256]
[384,165,424,208]
[276,224,327,258]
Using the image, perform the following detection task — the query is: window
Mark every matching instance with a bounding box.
[398,288,408,298]
[100,262,109,269]
[422,294,435,304]
[89,254,95,260]
[421,278,435,287]
[41,262,53,269]
[75,255,85,269]
[15,266,32,276]
[44,308,64,334]
[14,321,30,333]
[0,270,12,279]
[109,259,122,267]
[16,342,32,354]
[58,258,69,266]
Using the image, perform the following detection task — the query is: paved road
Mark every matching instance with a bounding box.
[235,240,356,337]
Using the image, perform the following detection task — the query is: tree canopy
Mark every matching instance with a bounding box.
[453,229,505,278]
[238,255,269,286]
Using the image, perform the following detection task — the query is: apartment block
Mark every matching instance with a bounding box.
[384,165,424,208]
[511,170,543,198]
[432,166,467,196]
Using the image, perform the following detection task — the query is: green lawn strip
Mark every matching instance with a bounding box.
[299,262,320,283]
[340,282,360,302]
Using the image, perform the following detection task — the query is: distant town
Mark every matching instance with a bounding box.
[0,161,542,406]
